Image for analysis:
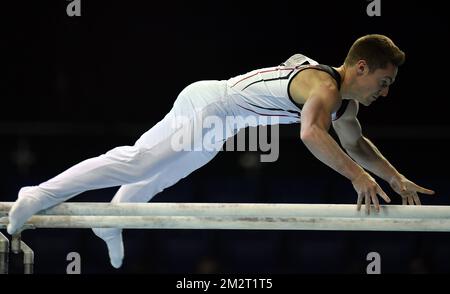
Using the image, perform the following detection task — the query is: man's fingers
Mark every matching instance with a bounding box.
[412,192,421,205]
[370,189,380,212]
[412,183,435,195]
[357,194,363,211]
[376,187,391,203]
[402,197,407,205]
[365,193,370,215]
[407,195,414,205]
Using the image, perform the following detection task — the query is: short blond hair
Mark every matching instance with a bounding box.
[344,34,405,72]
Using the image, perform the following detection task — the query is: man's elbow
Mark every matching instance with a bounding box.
[300,125,320,142]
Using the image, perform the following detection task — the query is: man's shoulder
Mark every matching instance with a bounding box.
[298,68,339,93]
[290,69,340,107]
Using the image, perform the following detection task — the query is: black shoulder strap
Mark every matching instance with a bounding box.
[308,65,349,120]
[333,99,350,120]
[314,65,342,90]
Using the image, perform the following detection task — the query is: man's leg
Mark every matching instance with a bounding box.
[91,97,228,268]
[92,147,219,268]
[8,80,231,268]
[7,109,191,235]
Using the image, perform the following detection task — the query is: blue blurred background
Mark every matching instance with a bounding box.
[1,0,450,273]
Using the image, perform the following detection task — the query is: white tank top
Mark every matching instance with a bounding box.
[226,54,348,124]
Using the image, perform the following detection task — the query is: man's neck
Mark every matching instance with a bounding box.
[334,65,356,100]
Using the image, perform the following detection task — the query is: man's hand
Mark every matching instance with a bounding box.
[389,174,435,205]
[352,171,391,214]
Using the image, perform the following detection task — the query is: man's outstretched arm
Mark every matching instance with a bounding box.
[300,84,390,214]
[332,100,435,205]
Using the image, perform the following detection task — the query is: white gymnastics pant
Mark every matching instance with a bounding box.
[29,80,240,209]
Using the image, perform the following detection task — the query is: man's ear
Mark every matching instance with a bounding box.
[356,60,368,76]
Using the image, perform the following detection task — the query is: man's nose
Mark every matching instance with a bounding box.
[380,86,389,97]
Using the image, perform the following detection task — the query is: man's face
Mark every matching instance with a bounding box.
[354,61,398,106]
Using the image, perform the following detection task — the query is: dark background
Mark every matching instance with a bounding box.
[1,0,450,274]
